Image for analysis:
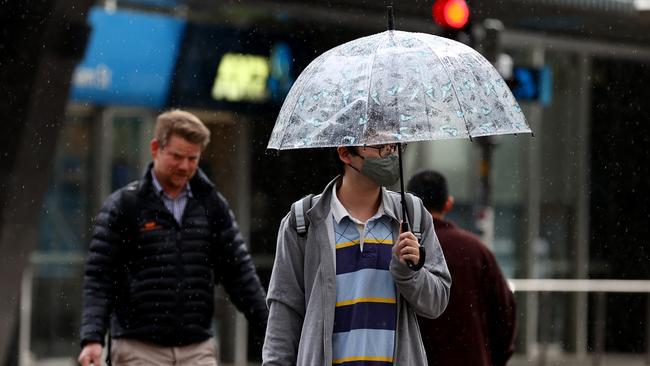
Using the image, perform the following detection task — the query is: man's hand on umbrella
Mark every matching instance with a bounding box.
[396,231,420,265]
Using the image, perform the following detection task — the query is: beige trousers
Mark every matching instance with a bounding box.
[110,338,218,366]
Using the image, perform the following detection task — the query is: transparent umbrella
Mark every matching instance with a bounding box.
[267,9,532,257]
[267,32,531,150]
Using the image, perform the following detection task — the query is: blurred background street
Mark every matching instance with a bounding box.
[1,0,649,365]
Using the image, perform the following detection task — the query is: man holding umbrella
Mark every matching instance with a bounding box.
[262,143,451,365]
[263,8,531,365]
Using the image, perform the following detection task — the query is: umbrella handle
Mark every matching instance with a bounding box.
[400,221,416,269]
[401,221,426,271]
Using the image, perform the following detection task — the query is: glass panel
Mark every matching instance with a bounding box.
[33,113,92,359]
[111,116,144,190]
[491,134,529,278]
[38,115,93,255]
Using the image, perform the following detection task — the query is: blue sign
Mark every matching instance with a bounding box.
[70,7,186,108]
[268,42,295,103]
[512,66,553,106]
[119,0,184,8]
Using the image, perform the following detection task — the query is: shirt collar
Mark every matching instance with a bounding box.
[151,171,192,198]
[330,182,385,225]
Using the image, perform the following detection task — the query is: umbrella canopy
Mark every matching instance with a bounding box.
[267,30,531,150]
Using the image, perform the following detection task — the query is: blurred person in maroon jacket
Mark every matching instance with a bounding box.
[407,170,516,366]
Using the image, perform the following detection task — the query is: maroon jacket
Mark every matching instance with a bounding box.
[419,217,516,366]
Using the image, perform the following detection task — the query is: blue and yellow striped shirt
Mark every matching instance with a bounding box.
[331,187,397,366]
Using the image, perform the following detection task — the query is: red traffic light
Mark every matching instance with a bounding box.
[432,0,470,29]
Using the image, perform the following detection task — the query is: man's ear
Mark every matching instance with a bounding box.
[443,196,454,214]
[337,146,353,165]
[150,139,160,159]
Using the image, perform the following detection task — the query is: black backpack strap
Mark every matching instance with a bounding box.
[291,194,315,236]
[120,181,141,250]
[105,180,139,365]
[122,180,140,226]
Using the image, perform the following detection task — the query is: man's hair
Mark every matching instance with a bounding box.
[155,109,210,149]
[407,170,449,212]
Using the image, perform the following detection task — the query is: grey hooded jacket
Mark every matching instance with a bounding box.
[262,178,452,365]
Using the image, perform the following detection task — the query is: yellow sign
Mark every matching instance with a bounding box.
[211,53,270,102]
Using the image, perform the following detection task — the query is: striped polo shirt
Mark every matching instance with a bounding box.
[331,185,397,366]
[151,172,192,224]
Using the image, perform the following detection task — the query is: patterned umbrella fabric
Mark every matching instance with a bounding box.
[267,30,531,150]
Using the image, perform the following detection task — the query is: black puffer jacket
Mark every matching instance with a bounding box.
[80,166,268,347]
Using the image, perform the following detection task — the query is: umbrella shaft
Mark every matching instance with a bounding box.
[397,143,416,269]
[398,142,409,226]
[387,6,394,31]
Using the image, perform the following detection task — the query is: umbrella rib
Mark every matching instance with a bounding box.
[410,35,434,138]
[362,31,391,145]
[276,49,334,150]
[413,33,473,140]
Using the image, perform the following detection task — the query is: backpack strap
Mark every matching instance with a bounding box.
[290,192,423,239]
[106,180,139,366]
[292,194,316,236]
[122,180,140,226]
[405,192,423,240]
[403,192,426,271]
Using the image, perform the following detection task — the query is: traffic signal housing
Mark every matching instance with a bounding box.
[432,0,470,42]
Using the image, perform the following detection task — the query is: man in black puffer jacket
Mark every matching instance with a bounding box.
[78,109,268,366]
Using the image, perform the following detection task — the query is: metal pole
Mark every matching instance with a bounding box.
[478,140,493,210]
[537,292,549,366]
[472,19,502,250]
[97,109,114,206]
[524,45,544,358]
[234,118,252,366]
[475,137,495,249]
[574,53,592,360]
[473,23,502,155]
[593,292,606,366]
[19,265,33,366]
[646,293,650,365]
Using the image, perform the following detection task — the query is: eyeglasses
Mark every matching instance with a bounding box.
[361,143,407,158]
